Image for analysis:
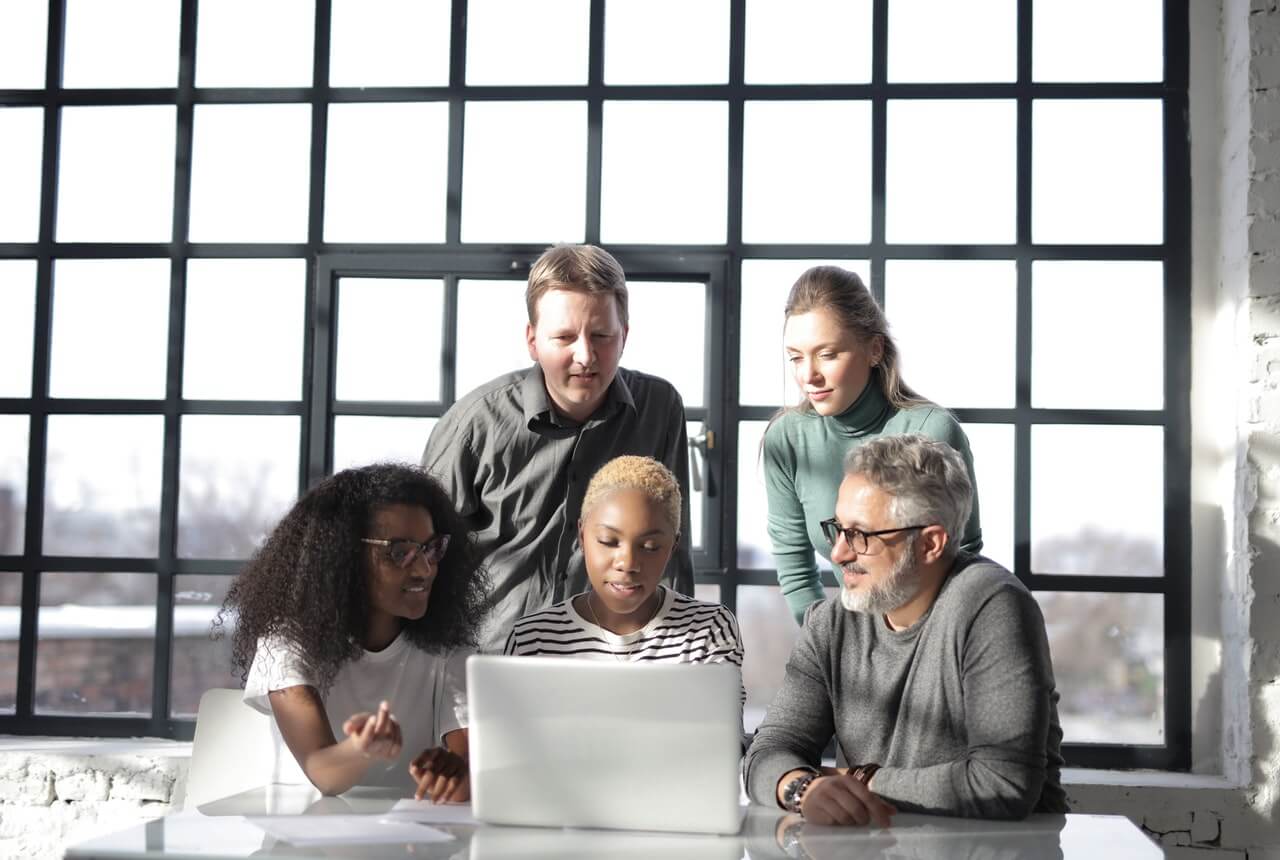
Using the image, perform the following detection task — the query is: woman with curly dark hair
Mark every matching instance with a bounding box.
[218,462,489,799]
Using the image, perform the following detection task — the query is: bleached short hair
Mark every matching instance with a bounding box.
[581,455,681,535]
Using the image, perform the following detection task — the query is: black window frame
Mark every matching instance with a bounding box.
[0,0,1190,770]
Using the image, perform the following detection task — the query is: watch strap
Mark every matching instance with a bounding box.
[850,762,881,785]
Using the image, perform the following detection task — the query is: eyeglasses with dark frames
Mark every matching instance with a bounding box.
[361,534,451,568]
[818,518,933,556]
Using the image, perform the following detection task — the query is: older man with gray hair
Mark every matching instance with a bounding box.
[744,434,1066,826]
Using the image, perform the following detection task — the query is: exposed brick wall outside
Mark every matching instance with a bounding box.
[2,635,234,718]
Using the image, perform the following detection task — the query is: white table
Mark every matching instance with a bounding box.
[65,783,1162,859]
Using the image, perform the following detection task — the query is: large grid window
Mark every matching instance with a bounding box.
[0,0,1188,769]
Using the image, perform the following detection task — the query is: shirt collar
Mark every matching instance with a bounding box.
[519,365,637,431]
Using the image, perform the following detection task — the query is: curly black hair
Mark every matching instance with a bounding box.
[215,462,490,694]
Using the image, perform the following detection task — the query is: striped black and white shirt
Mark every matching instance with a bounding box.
[504,586,744,675]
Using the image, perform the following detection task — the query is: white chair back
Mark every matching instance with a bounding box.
[186,688,306,809]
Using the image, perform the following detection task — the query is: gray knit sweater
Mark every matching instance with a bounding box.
[743,554,1067,819]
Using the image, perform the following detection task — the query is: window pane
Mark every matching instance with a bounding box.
[0,417,29,555]
[195,0,314,87]
[50,259,170,400]
[0,107,43,241]
[456,279,529,399]
[0,572,18,712]
[687,420,706,552]
[739,421,774,569]
[960,422,1013,571]
[324,102,449,243]
[887,0,1015,83]
[624,281,706,409]
[738,259,869,408]
[0,1,47,88]
[738,584,834,732]
[1033,261,1164,410]
[333,417,438,473]
[738,420,828,574]
[335,278,445,401]
[1038,592,1164,744]
[461,101,587,244]
[1031,425,1163,576]
[44,415,163,557]
[467,0,589,85]
[330,0,449,87]
[0,260,37,397]
[601,101,727,245]
[56,106,176,243]
[742,101,871,244]
[188,104,311,243]
[886,99,1016,244]
[178,416,300,560]
[885,260,1016,409]
[63,0,179,88]
[604,0,728,85]
[184,260,306,401]
[170,574,235,718]
[35,572,154,716]
[1034,0,1162,83]
[745,0,871,84]
[1032,100,1163,245]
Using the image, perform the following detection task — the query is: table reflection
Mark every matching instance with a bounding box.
[742,809,1069,860]
[75,786,1155,860]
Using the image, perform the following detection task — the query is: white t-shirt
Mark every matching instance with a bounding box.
[243,632,470,791]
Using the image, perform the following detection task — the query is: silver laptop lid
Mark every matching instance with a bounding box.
[467,655,744,835]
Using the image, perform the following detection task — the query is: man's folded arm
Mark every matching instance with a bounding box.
[742,613,837,806]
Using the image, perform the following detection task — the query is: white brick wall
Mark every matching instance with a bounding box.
[1241,0,1280,851]
[0,744,188,860]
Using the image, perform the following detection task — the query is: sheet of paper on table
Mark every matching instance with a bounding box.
[386,798,479,824]
[246,814,455,846]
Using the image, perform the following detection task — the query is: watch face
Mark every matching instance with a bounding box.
[783,773,815,813]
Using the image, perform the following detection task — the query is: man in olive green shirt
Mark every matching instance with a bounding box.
[421,245,693,653]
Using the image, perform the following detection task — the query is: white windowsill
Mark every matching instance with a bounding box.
[1061,767,1239,791]
[0,735,191,757]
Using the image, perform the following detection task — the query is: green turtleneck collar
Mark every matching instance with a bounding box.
[826,380,895,438]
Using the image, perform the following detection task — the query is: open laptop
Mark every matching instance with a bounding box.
[466,655,745,835]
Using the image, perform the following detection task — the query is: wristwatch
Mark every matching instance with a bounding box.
[780,769,819,814]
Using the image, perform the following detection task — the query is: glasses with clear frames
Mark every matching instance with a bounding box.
[361,535,451,568]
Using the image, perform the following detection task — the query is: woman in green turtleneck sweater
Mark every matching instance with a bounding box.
[763,266,983,624]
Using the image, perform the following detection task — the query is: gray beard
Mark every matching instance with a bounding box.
[840,541,920,616]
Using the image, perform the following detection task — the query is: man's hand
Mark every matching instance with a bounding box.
[342,701,403,761]
[410,746,470,803]
[800,774,896,827]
